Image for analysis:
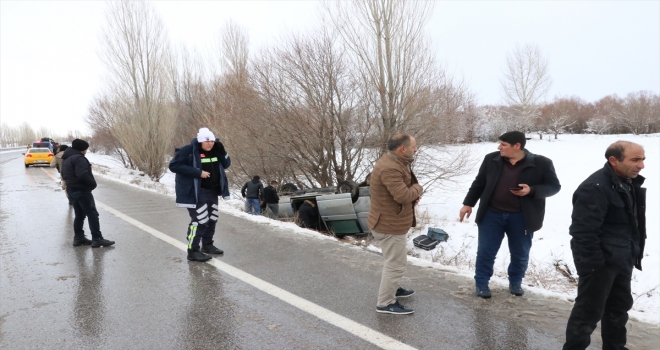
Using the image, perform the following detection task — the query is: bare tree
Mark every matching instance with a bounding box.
[613,91,660,135]
[542,96,579,139]
[0,123,19,148]
[500,43,552,132]
[248,29,372,188]
[322,0,448,152]
[87,93,134,167]
[97,0,176,181]
[17,122,36,147]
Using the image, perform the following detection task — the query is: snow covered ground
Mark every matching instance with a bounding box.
[84,133,659,325]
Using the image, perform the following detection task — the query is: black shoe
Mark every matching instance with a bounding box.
[187,249,211,262]
[509,283,525,296]
[376,301,414,315]
[476,285,492,299]
[91,238,115,248]
[72,237,92,246]
[201,241,224,254]
[395,287,415,298]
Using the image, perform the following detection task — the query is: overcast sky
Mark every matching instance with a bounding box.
[1,1,658,135]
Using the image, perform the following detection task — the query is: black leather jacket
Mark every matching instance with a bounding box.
[463,150,561,232]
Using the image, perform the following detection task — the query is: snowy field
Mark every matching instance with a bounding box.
[83,134,659,325]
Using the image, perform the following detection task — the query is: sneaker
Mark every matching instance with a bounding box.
[395,287,415,298]
[376,301,414,315]
[72,237,92,246]
[187,249,211,262]
[476,285,492,299]
[91,238,115,248]
[201,241,224,254]
[509,283,524,296]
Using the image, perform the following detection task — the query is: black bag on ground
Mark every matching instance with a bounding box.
[412,227,449,251]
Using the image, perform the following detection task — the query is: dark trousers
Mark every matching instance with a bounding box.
[475,210,533,286]
[563,261,634,350]
[68,190,102,239]
[186,188,219,250]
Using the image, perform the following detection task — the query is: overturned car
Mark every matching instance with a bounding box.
[274,177,371,237]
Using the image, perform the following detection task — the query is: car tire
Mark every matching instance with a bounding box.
[281,183,298,193]
[25,164,29,168]
[337,180,359,203]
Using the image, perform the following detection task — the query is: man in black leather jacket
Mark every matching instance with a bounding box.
[563,141,647,350]
[459,131,560,298]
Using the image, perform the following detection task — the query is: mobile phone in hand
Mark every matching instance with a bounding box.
[510,186,523,190]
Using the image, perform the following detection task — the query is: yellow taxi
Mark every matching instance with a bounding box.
[24,148,54,168]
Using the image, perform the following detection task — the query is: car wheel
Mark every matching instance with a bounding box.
[25,163,29,168]
[337,180,359,203]
[281,183,298,193]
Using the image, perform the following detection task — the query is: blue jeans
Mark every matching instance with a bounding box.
[67,190,102,239]
[246,198,261,215]
[475,210,533,286]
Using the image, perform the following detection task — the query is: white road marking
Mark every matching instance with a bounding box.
[42,168,416,350]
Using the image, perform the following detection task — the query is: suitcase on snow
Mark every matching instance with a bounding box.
[412,227,448,251]
[413,235,439,250]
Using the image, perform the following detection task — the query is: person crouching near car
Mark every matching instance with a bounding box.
[369,133,423,315]
[169,128,231,262]
[61,139,115,248]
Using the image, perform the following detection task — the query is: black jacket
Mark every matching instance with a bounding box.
[569,163,647,271]
[263,185,279,204]
[241,180,264,199]
[463,150,561,232]
[61,148,97,192]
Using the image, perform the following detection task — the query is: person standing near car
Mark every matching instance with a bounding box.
[369,133,423,315]
[263,180,280,218]
[61,139,115,248]
[459,131,560,298]
[169,127,231,262]
[51,144,72,205]
[241,176,264,215]
[563,141,647,350]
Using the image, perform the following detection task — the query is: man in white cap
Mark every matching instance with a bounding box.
[169,128,231,262]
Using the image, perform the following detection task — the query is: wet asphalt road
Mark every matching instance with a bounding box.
[1,151,658,350]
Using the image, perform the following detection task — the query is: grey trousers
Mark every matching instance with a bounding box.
[266,203,280,218]
[372,230,408,307]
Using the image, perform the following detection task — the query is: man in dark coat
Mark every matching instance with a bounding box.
[459,131,560,298]
[169,128,231,262]
[241,176,264,215]
[563,141,647,350]
[263,180,280,218]
[61,139,115,248]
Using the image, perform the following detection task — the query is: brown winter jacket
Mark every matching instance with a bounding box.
[50,152,64,173]
[367,153,423,234]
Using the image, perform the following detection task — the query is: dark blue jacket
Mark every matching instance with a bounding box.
[569,163,647,271]
[169,138,231,208]
[463,150,561,232]
[61,148,97,192]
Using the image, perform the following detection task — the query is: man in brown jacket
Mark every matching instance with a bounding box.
[369,134,423,315]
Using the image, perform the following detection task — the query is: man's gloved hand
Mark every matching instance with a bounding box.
[216,141,227,157]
